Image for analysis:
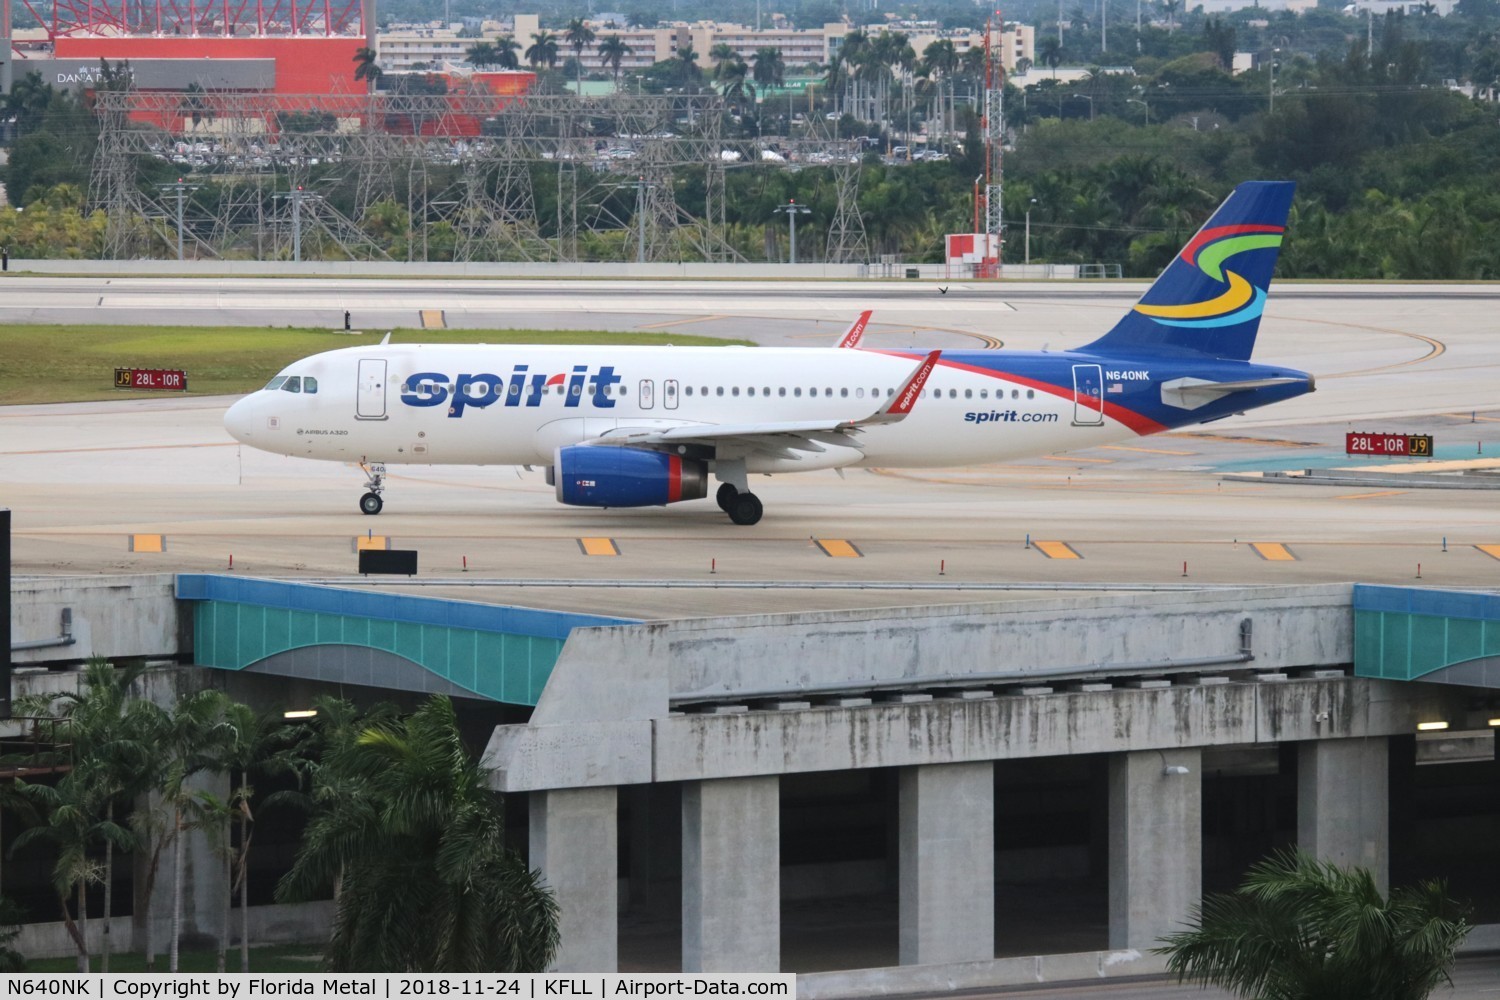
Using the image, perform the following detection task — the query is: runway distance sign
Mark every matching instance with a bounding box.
[115,368,188,391]
[1345,432,1433,457]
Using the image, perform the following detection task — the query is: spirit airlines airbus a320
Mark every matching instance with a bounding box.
[224,181,1314,526]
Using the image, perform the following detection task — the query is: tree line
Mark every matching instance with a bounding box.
[3,660,557,972]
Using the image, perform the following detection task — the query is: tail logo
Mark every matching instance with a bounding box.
[1133,224,1284,329]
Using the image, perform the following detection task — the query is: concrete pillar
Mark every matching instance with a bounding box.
[682,776,779,972]
[530,786,618,972]
[898,761,994,966]
[1109,748,1201,950]
[132,770,231,958]
[1298,737,1389,894]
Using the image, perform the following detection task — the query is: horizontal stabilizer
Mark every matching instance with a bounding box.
[1161,376,1308,410]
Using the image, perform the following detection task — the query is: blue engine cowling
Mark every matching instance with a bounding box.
[550,446,708,508]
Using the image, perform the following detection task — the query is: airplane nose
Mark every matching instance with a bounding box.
[224,396,254,443]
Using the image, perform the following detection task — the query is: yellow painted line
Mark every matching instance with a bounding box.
[637,313,731,330]
[1251,542,1297,562]
[1333,490,1408,500]
[420,309,446,329]
[1034,540,1081,560]
[1475,545,1500,561]
[128,534,165,553]
[815,539,863,558]
[1041,454,1114,464]
[578,537,620,556]
[354,536,390,551]
[1096,444,1197,456]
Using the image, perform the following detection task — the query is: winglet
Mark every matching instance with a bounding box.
[835,310,874,349]
[857,350,941,425]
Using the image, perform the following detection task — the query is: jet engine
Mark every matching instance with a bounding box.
[549,446,709,508]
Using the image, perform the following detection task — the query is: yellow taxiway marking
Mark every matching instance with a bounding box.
[1042,454,1114,464]
[815,539,863,558]
[127,534,165,553]
[1334,490,1408,500]
[1033,540,1081,560]
[420,309,446,329]
[1251,542,1297,561]
[1096,444,1197,456]
[638,314,732,329]
[1475,545,1500,561]
[354,535,390,551]
[578,537,620,556]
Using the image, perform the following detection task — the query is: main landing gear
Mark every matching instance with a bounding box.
[716,482,763,526]
[358,463,386,515]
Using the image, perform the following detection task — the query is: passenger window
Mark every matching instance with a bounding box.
[748,387,756,397]
[1012,389,1019,399]
[763,386,770,396]
[282,377,301,393]
[571,384,581,396]
[856,388,865,399]
[685,386,694,396]
[794,387,802,397]
[964,389,972,399]
[1027,390,1035,399]
[840,388,849,398]
[509,383,520,396]
[304,377,318,394]
[979,389,987,399]
[732,387,741,397]
[949,389,957,399]
[716,387,724,397]
[825,387,833,396]
[778,387,786,397]
[264,376,288,391]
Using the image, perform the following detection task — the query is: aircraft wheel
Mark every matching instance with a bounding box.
[716,482,739,511]
[359,492,384,515]
[727,492,763,526]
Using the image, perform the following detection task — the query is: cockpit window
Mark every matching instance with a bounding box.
[263,376,288,391]
[303,377,318,394]
[281,377,302,393]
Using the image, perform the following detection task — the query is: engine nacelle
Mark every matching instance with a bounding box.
[551,446,708,508]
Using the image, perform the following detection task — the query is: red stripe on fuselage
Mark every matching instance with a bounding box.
[668,454,682,502]
[1180,224,1284,266]
[871,351,1168,436]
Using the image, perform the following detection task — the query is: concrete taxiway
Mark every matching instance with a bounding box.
[3,279,1499,616]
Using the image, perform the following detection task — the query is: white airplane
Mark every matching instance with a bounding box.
[224,182,1313,526]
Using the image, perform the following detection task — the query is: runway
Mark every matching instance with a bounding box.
[4,278,1499,618]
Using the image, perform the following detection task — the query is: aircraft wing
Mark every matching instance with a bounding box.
[591,350,942,454]
[835,310,874,349]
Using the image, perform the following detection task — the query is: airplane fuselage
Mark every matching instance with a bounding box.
[225,342,1313,473]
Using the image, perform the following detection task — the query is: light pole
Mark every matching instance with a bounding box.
[1268,47,1280,113]
[1128,97,1148,123]
[1025,197,1037,266]
[776,198,811,264]
[1073,94,1094,120]
[158,177,201,261]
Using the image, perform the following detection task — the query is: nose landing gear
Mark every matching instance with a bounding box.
[359,462,386,515]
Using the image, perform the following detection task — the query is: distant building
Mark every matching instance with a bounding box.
[1341,0,1457,15]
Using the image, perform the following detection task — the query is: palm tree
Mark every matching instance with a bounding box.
[1038,37,1065,78]
[352,46,382,93]
[208,702,298,973]
[1158,849,1470,1000]
[752,46,786,91]
[717,58,755,115]
[277,696,558,972]
[525,30,559,71]
[672,44,702,87]
[494,35,521,71]
[564,18,595,86]
[464,41,498,70]
[597,35,632,89]
[709,42,737,81]
[13,773,132,972]
[13,659,156,973]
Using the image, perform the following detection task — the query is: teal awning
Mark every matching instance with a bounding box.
[177,575,635,706]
